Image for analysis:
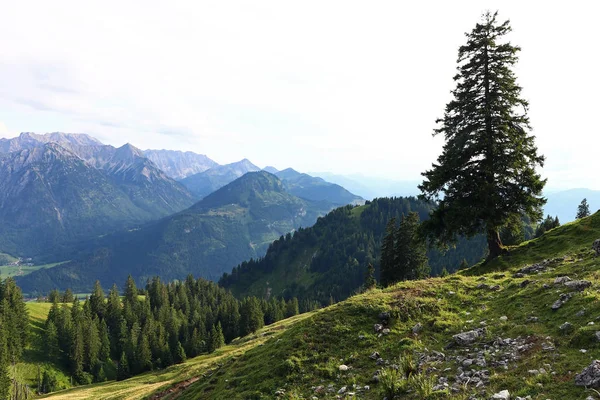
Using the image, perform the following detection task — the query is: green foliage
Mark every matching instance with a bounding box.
[535,214,560,238]
[221,197,486,304]
[381,212,429,286]
[577,198,591,219]
[116,352,130,381]
[420,11,546,259]
[40,369,59,394]
[209,323,225,353]
[379,367,406,399]
[364,263,376,289]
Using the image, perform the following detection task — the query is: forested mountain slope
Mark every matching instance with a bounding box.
[17,172,332,293]
[220,197,487,304]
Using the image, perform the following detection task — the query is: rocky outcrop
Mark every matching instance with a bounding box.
[575,360,600,387]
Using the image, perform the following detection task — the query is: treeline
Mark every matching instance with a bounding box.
[0,278,29,399]
[43,276,305,389]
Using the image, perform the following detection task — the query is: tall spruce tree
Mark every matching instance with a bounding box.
[398,212,430,280]
[419,11,546,259]
[379,218,397,286]
[577,198,591,219]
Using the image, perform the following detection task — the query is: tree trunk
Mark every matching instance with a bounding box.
[486,228,503,259]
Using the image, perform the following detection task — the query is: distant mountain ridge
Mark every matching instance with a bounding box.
[0,133,195,256]
[180,159,262,198]
[17,171,335,293]
[144,149,218,179]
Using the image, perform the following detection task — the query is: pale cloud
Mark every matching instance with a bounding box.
[0,0,598,188]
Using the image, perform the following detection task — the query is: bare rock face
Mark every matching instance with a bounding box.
[575,360,600,387]
[593,239,600,256]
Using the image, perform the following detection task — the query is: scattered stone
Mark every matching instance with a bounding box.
[575,360,600,387]
[554,276,571,285]
[581,349,588,353]
[560,322,573,332]
[552,293,573,310]
[452,328,485,346]
[593,239,600,256]
[576,309,586,317]
[543,284,551,289]
[369,351,380,360]
[500,316,508,322]
[374,324,384,333]
[595,331,600,342]
[513,273,525,278]
[542,342,555,351]
[379,312,390,322]
[275,389,286,396]
[412,323,423,334]
[490,285,501,291]
[382,328,391,335]
[564,280,592,291]
[448,291,456,295]
[492,389,510,399]
[520,280,531,288]
[477,283,490,290]
[338,364,349,371]
[337,386,347,394]
[526,316,539,323]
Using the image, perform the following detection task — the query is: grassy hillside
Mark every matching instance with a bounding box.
[36,211,600,399]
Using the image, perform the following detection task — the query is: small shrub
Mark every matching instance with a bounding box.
[281,356,302,375]
[379,367,405,399]
[410,373,436,398]
[399,352,418,379]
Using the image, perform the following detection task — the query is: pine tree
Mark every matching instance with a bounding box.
[401,212,430,280]
[240,297,264,336]
[135,335,152,373]
[285,298,299,318]
[117,351,130,381]
[45,320,60,360]
[379,218,397,286]
[419,11,546,259]
[89,281,106,319]
[124,275,138,307]
[577,198,591,219]
[0,318,9,400]
[364,263,376,289]
[62,288,74,303]
[208,323,225,353]
[175,341,186,363]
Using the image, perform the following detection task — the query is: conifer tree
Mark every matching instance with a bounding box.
[117,351,130,381]
[135,335,153,373]
[285,298,299,318]
[62,288,74,303]
[175,341,187,363]
[208,323,225,353]
[379,218,397,286]
[420,11,546,259]
[45,320,60,360]
[364,263,376,289]
[89,281,106,319]
[399,212,430,280]
[0,319,9,400]
[240,297,264,335]
[577,198,591,219]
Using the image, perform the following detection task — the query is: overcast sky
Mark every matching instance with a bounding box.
[0,1,598,189]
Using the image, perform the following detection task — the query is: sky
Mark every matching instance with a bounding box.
[0,1,598,190]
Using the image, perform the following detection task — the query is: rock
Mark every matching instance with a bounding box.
[560,322,573,332]
[554,276,571,285]
[379,312,390,322]
[412,323,423,334]
[369,351,380,360]
[453,328,485,346]
[581,349,588,353]
[382,328,391,335]
[542,284,551,289]
[593,239,600,256]
[491,389,510,399]
[526,316,539,323]
[595,331,600,342]
[575,360,600,387]
[477,283,490,290]
[338,364,349,371]
[564,280,592,291]
[552,293,573,310]
[337,386,347,394]
[513,273,525,278]
[374,324,384,333]
[499,316,508,322]
[576,309,586,317]
[520,280,531,287]
[490,285,501,291]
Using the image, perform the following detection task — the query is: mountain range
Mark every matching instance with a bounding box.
[17,171,336,293]
[0,133,195,256]
[144,149,218,179]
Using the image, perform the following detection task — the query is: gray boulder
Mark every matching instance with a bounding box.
[575,360,600,387]
[593,239,600,256]
[564,280,592,291]
[491,389,510,399]
[453,328,485,346]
